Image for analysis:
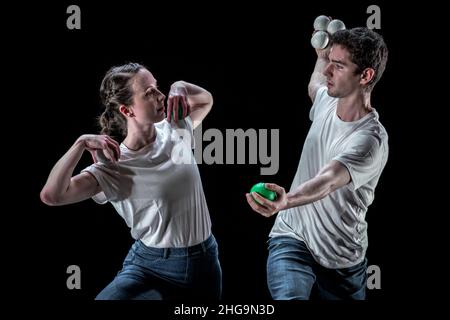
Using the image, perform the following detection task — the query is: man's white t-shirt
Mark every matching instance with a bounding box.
[270,87,389,269]
[82,117,212,248]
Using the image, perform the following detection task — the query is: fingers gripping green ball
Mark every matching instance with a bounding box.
[250,182,277,204]
[171,104,184,121]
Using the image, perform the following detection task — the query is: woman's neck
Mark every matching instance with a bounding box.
[123,124,156,151]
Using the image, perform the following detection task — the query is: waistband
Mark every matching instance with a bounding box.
[135,234,217,258]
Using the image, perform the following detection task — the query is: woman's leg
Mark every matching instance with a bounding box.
[95,241,164,300]
[95,264,163,300]
[188,234,222,300]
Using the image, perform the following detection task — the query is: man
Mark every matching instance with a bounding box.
[246,27,389,300]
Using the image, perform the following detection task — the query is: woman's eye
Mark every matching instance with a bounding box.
[145,87,159,97]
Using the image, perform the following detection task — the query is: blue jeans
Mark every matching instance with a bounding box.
[267,236,367,300]
[96,235,222,300]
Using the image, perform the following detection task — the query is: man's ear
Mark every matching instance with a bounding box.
[360,68,375,86]
[119,105,134,117]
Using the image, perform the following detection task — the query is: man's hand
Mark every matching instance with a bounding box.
[245,183,288,218]
[315,45,331,59]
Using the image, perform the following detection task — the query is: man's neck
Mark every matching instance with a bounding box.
[336,91,373,122]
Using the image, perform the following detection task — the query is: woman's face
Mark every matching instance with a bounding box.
[129,69,166,124]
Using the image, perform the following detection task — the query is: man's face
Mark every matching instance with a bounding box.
[323,45,361,98]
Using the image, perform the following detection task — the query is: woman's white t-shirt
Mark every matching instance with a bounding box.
[82,117,211,248]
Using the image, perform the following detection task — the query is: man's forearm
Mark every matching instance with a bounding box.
[284,174,333,209]
[308,57,328,90]
[284,160,351,210]
[312,57,328,80]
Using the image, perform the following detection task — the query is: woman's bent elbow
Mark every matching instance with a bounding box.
[40,189,60,206]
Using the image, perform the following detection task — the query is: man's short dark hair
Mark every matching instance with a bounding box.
[331,27,388,91]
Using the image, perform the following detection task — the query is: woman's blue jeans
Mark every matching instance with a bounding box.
[96,234,222,300]
[267,236,367,300]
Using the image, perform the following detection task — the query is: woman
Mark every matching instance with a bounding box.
[40,63,221,300]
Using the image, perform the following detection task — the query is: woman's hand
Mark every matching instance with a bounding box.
[167,81,191,123]
[77,134,121,163]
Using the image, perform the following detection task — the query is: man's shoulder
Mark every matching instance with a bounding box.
[351,123,388,155]
[360,111,388,140]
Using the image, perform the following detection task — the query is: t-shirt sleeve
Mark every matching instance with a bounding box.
[309,86,329,121]
[81,161,121,204]
[332,133,384,190]
[184,116,196,149]
[171,116,195,149]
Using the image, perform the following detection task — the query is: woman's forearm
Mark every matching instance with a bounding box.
[40,138,86,203]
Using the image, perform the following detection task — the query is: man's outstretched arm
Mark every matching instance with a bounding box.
[246,160,351,217]
[284,160,350,209]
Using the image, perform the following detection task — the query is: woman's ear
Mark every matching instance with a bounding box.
[119,105,134,117]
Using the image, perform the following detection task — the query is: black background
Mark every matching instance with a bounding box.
[7,0,440,315]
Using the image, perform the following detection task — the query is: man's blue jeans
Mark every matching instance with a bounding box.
[96,234,222,300]
[267,236,367,300]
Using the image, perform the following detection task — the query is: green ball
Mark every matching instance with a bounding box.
[171,104,184,120]
[250,182,277,204]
